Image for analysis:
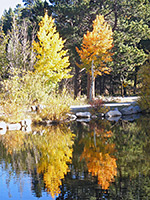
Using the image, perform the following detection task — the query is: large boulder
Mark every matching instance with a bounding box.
[0,121,7,135]
[66,113,77,121]
[76,112,91,118]
[77,118,91,123]
[105,108,122,118]
[121,105,141,115]
[7,123,21,131]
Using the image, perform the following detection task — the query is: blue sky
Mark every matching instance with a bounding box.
[0,0,23,17]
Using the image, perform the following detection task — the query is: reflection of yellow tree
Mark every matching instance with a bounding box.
[80,124,117,190]
[33,126,74,198]
[0,125,74,198]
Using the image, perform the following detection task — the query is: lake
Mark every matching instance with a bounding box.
[0,115,150,200]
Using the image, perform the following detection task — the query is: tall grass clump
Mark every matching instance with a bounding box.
[37,90,73,122]
[0,69,78,123]
[0,69,51,122]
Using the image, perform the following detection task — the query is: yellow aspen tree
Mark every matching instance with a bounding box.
[76,14,113,100]
[33,12,72,85]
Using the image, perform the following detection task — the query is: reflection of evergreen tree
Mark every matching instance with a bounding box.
[112,116,150,178]
[70,121,89,172]
[108,115,150,199]
[108,173,150,200]
[57,173,105,200]
[59,117,150,200]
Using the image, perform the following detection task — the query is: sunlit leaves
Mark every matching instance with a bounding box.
[76,14,113,77]
[1,68,50,122]
[1,131,25,154]
[33,12,72,85]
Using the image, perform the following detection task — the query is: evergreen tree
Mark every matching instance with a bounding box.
[1,8,14,34]
[100,0,150,95]
[49,0,102,97]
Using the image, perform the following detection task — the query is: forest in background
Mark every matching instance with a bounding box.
[0,0,150,98]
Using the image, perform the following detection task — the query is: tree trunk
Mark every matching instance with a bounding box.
[89,60,95,101]
[102,75,105,95]
[109,76,113,95]
[134,67,138,94]
[87,73,91,99]
[87,74,95,100]
[74,65,81,99]
[121,83,124,97]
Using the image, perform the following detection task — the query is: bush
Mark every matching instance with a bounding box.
[90,98,109,116]
[1,69,51,106]
[37,93,71,122]
[0,70,76,122]
[138,58,150,112]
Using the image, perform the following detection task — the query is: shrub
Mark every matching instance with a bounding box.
[90,98,108,116]
[138,58,150,112]
[37,91,72,122]
[0,69,57,122]
[0,70,77,122]
[2,69,51,106]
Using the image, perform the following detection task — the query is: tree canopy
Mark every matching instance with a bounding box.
[33,12,72,85]
[0,0,150,97]
[76,14,113,99]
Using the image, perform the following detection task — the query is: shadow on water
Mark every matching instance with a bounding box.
[0,114,150,199]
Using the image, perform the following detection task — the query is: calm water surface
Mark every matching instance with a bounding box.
[0,115,150,200]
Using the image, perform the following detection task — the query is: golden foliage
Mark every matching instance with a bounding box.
[76,14,113,77]
[33,12,72,84]
[0,69,50,122]
[1,131,25,154]
[80,127,117,190]
[0,125,74,198]
[81,149,117,190]
[35,125,74,198]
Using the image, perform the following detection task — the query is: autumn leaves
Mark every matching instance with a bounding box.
[76,15,113,77]
[76,14,113,100]
[34,13,113,96]
[33,13,72,85]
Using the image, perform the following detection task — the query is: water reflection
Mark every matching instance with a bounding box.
[109,116,150,199]
[0,125,74,199]
[79,120,117,190]
[55,116,150,199]
[0,115,150,199]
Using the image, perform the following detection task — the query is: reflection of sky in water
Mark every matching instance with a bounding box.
[0,164,56,200]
